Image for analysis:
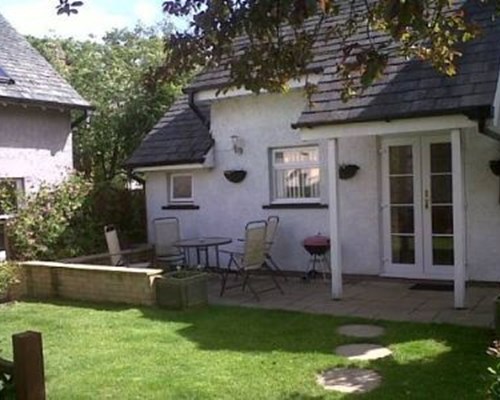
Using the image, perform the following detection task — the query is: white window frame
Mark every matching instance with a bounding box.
[169,173,194,203]
[270,145,321,204]
[0,177,24,218]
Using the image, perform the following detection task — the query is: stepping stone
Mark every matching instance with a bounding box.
[335,343,392,360]
[337,324,385,338]
[317,368,381,393]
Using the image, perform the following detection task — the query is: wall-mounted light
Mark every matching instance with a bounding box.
[231,135,244,155]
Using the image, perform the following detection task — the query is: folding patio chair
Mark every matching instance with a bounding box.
[104,225,152,268]
[153,217,185,267]
[220,220,283,300]
[264,216,287,281]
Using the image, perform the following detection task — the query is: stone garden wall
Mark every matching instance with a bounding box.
[19,261,163,306]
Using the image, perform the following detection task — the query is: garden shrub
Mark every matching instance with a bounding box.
[5,174,146,261]
[0,262,20,298]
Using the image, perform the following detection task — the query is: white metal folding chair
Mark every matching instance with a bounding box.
[220,220,283,300]
[153,217,185,267]
[264,216,287,281]
[104,225,152,268]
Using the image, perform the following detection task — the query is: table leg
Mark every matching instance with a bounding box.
[196,248,201,265]
[215,245,220,270]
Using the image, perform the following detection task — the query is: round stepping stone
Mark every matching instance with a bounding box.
[317,368,381,393]
[337,324,385,338]
[335,343,392,360]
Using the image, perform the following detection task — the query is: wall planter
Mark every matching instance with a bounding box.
[339,164,360,180]
[155,270,208,310]
[490,160,500,176]
[224,170,247,183]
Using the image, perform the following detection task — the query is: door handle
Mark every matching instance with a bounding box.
[424,189,430,209]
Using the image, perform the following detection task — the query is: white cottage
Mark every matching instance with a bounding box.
[126,2,500,308]
[0,13,91,253]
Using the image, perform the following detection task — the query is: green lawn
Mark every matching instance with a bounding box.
[0,301,493,399]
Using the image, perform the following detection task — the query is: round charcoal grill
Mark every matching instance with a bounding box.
[302,235,330,280]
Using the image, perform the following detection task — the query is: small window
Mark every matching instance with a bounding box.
[170,174,193,203]
[271,146,320,203]
[0,178,24,216]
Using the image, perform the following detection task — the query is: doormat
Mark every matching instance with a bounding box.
[409,283,453,292]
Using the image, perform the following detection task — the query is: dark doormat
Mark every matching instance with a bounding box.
[409,283,453,292]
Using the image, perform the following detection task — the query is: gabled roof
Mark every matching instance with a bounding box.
[124,95,213,169]
[186,1,499,128]
[0,13,91,110]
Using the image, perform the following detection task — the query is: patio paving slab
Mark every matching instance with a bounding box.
[337,324,385,338]
[335,344,392,360]
[317,368,382,393]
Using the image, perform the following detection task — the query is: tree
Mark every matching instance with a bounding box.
[29,22,187,182]
[53,0,499,99]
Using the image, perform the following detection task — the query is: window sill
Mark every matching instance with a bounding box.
[262,203,328,209]
[162,204,200,210]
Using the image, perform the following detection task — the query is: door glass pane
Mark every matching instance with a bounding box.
[391,206,414,234]
[431,175,452,204]
[390,177,413,204]
[432,206,454,234]
[433,237,454,265]
[389,146,413,174]
[430,143,451,173]
[392,236,415,264]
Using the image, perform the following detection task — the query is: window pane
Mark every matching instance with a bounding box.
[390,176,413,204]
[392,236,415,264]
[432,205,454,234]
[172,176,192,199]
[391,206,414,234]
[431,143,451,173]
[433,237,454,265]
[431,175,452,204]
[275,147,318,165]
[389,145,412,174]
[275,167,320,200]
[0,179,22,214]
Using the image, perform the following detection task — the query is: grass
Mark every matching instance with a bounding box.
[0,301,494,399]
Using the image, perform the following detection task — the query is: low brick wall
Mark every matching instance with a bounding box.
[20,261,163,306]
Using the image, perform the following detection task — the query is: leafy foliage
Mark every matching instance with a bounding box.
[4,175,146,261]
[0,262,20,298]
[28,22,186,181]
[53,1,498,100]
[488,341,500,399]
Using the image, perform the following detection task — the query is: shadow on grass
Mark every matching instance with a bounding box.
[18,298,493,399]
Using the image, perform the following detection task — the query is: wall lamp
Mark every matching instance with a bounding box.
[231,135,244,155]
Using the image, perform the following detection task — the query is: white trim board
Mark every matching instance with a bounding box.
[194,74,321,102]
[299,115,477,140]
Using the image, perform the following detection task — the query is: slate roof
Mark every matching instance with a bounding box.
[130,1,500,168]
[125,95,213,168]
[0,13,90,110]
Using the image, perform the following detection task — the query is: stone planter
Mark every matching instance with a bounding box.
[155,271,208,310]
[495,295,500,337]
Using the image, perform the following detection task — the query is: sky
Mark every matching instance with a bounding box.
[0,0,187,40]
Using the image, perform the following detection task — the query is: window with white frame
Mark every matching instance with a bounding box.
[170,174,193,203]
[271,146,320,203]
[0,178,24,216]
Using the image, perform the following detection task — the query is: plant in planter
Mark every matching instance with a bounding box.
[0,262,21,303]
[155,267,208,310]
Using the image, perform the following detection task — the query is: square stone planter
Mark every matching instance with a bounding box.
[155,271,208,310]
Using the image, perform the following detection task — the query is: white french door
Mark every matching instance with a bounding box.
[381,134,455,279]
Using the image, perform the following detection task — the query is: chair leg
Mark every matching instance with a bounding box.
[244,271,260,301]
[266,254,288,281]
[265,262,284,295]
[220,254,235,297]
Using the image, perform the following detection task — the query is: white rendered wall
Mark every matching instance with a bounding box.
[0,105,73,193]
[145,91,382,274]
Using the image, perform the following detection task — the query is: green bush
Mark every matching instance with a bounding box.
[5,175,146,261]
[0,262,20,298]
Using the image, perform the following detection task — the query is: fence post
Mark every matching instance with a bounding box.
[12,331,46,400]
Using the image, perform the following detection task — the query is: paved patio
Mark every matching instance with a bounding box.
[208,274,499,328]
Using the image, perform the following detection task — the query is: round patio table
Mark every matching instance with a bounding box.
[174,237,232,270]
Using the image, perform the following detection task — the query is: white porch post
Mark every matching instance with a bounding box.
[328,138,343,299]
[451,129,466,309]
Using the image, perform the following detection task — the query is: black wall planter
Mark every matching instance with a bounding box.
[339,164,360,180]
[224,170,247,183]
[490,160,500,176]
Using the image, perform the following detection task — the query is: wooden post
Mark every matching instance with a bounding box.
[328,138,343,299]
[13,331,46,400]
